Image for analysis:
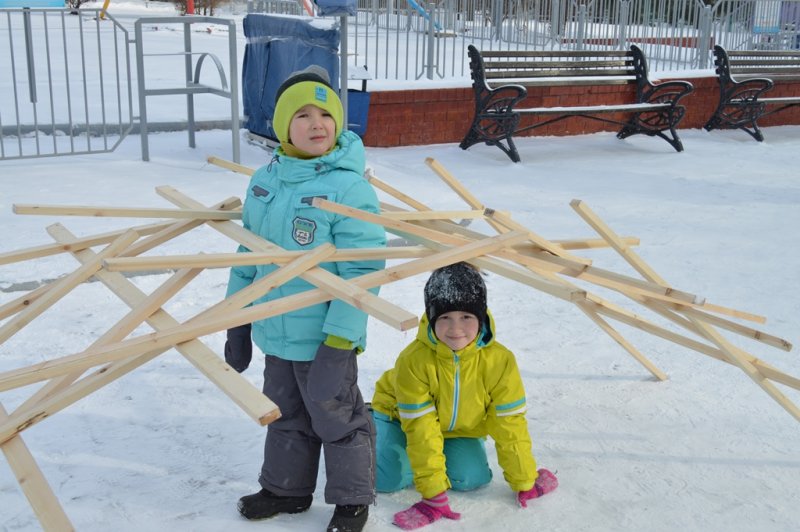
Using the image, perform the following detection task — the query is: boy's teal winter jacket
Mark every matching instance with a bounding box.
[226,131,386,361]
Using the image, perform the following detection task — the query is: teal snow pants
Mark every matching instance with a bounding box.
[372,410,492,493]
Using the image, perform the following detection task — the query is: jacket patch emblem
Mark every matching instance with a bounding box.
[292,217,317,246]
[252,185,269,197]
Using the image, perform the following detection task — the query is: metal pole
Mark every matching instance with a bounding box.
[426,2,434,79]
[134,19,149,161]
[228,19,240,163]
[577,4,587,50]
[698,5,713,69]
[619,0,629,50]
[341,15,349,132]
[184,21,195,149]
[22,8,37,104]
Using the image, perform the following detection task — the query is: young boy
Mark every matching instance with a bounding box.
[371,262,557,530]
[224,65,385,532]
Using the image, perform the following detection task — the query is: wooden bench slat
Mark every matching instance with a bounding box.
[731,59,800,67]
[493,78,633,87]
[480,50,631,59]
[486,68,635,79]
[516,102,671,114]
[483,59,632,70]
[728,50,800,58]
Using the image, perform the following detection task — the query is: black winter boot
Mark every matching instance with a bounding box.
[327,504,369,532]
[236,488,312,520]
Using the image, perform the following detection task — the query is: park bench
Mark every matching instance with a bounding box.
[460,44,694,163]
[704,45,800,141]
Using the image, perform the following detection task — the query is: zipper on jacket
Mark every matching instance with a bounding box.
[448,352,460,432]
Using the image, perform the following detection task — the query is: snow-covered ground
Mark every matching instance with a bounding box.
[1,1,800,531]
[1,123,799,531]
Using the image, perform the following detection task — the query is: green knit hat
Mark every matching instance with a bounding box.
[272,65,344,147]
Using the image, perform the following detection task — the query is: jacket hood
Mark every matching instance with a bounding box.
[274,130,365,184]
[416,309,496,356]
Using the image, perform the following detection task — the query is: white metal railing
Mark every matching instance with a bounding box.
[0,8,133,160]
[263,0,800,80]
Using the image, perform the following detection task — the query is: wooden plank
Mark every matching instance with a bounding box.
[0,231,545,390]
[0,197,240,322]
[366,168,432,212]
[308,232,530,328]
[0,283,50,322]
[570,199,765,323]
[0,220,174,266]
[483,208,592,265]
[16,224,281,427]
[574,300,668,381]
[104,246,433,272]
[1,403,75,531]
[654,301,790,352]
[423,158,485,209]
[202,243,337,315]
[3,266,203,443]
[0,230,139,345]
[570,200,800,422]
[553,236,640,250]
[382,209,489,221]
[119,197,242,258]
[379,201,642,250]
[155,186,418,332]
[207,155,255,176]
[315,197,702,308]
[423,158,589,265]
[583,298,800,391]
[394,231,587,303]
[13,204,242,221]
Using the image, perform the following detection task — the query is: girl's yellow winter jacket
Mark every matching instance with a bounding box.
[372,311,538,499]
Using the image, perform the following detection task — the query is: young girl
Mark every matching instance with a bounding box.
[371,262,557,530]
[224,65,385,532]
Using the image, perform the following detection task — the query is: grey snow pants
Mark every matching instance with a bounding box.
[258,353,376,506]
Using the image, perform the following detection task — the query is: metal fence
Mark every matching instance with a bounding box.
[3,1,800,161]
[307,0,800,80]
[0,8,133,160]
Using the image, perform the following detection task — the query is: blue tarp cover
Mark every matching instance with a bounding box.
[242,15,340,140]
[314,0,357,17]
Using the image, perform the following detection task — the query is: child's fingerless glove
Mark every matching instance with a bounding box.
[517,468,558,508]
[392,492,460,530]
[224,324,252,373]
[306,336,354,402]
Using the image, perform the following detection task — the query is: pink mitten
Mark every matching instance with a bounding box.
[393,492,461,530]
[517,468,558,508]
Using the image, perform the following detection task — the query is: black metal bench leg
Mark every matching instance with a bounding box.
[704,103,766,141]
[741,123,765,142]
[617,108,685,152]
[459,121,483,151]
[460,113,521,162]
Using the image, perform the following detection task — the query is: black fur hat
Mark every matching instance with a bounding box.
[424,262,487,328]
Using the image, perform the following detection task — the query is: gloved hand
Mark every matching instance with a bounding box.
[307,342,354,402]
[517,468,558,508]
[224,324,252,373]
[392,492,460,530]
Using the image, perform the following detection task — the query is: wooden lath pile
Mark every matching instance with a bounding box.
[0,157,797,531]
